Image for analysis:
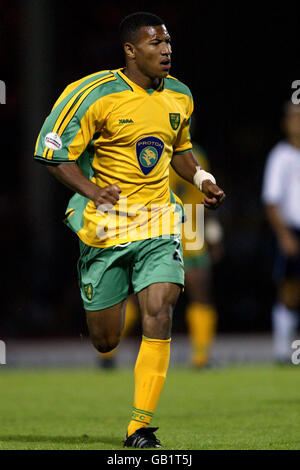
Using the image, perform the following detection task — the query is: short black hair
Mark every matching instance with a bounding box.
[119,12,164,45]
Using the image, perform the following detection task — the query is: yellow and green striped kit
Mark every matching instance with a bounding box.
[34,68,193,247]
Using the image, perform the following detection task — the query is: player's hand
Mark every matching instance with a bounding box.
[278,229,300,257]
[202,180,226,210]
[93,184,121,211]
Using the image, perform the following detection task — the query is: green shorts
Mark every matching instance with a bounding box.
[77,235,185,311]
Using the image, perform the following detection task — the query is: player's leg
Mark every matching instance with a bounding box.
[125,282,180,441]
[124,294,140,333]
[77,240,132,355]
[138,282,180,338]
[99,295,140,367]
[272,278,300,362]
[185,259,217,367]
[271,240,300,362]
[279,278,300,311]
[86,300,127,353]
[185,264,211,304]
[124,236,184,444]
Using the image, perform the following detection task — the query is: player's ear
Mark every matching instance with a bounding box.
[124,42,136,59]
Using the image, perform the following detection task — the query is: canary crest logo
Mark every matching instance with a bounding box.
[169,113,180,130]
[136,136,164,175]
[83,283,93,300]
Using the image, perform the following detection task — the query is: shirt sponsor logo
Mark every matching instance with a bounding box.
[136,136,164,175]
[44,132,62,150]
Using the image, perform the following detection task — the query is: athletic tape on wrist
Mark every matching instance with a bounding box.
[193,166,216,192]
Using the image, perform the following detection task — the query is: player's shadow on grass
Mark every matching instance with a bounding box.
[0,434,121,446]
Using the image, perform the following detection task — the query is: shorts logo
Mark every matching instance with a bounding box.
[136,136,164,175]
[169,113,180,130]
[83,283,93,300]
[44,132,62,150]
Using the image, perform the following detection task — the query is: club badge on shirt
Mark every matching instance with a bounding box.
[169,113,180,130]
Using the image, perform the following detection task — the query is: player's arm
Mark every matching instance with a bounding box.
[265,204,299,256]
[171,150,226,210]
[47,162,121,208]
[34,75,121,208]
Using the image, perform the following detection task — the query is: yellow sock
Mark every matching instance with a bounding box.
[127,336,171,437]
[186,302,217,367]
[99,297,139,362]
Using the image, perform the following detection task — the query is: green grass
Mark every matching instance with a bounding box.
[0,364,299,450]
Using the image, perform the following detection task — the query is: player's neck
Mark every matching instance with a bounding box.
[288,136,300,149]
[123,66,160,91]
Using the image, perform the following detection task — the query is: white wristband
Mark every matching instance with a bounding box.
[193,166,216,192]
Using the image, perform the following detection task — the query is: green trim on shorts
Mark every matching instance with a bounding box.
[77,235,185,311]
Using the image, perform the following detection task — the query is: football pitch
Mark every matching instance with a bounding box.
[0,365,299,450]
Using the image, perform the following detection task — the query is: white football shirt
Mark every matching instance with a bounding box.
[262,141,300,228]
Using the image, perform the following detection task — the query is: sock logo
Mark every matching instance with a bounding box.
[136,136,164,175]
[132,407,153,424]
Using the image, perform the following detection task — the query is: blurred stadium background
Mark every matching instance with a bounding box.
[1,0,300,367]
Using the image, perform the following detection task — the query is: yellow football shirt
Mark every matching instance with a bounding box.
[34,68,193,247]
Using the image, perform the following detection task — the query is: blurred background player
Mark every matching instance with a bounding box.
[99,141,224,369]
[262,102,300,363]
[170,142,224,367]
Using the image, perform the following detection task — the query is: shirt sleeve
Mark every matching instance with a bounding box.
[261,147,286,205]
[173,96,194,155]
[34,89,104,165]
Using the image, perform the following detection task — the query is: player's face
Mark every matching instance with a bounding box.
[133,25,172,79]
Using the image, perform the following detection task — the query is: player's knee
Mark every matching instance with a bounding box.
[282,297,299,311]
[92,335,120,353]
[280,282,300,310]
[142,302,173,338]
[146,300,173,325]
